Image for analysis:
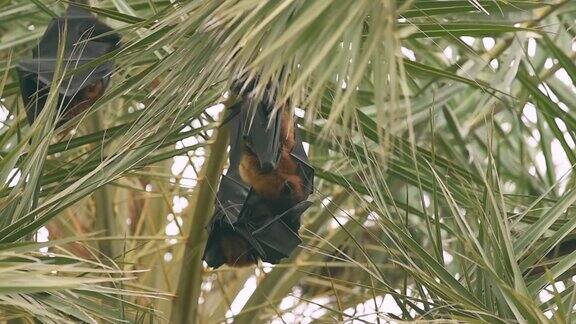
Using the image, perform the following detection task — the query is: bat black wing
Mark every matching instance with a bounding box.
[202,174,250,268]
[241,96,282,172]
[230,75,283,172]
[290,125,315,197]
[251,200,312,263]
[226,103,244,173]
[16,69,50,126]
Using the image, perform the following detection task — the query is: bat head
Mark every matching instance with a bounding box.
[280,176,307,206]
[16,4,119,125]
[233,190,309,264]
[18,71,108,125]
[204,221,259,268]
[203,173,311,268]
[220,232,257,267]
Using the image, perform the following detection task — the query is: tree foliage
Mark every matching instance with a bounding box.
[1,0,575,322]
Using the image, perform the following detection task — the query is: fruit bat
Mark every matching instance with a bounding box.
[231,81,314,207]
[16,5,120,125]
[202,98,314,268]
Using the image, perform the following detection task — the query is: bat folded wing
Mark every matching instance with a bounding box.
[251,200,312,263]
[17,5,120,96]
[291,126,315,197]
[202,174,248,268]
[241,97,282,172]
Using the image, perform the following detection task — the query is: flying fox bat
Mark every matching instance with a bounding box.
[202,101,314,268]
[17,4,120,125]
[230,80,314,207]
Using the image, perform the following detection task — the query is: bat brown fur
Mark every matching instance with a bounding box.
[239,106,308,206]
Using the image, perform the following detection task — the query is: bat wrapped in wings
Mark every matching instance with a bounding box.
[203,81,314,267]
[17,4,120,125]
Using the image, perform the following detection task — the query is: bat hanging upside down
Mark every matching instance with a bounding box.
[202,78,314,269]
[16,5,120,126]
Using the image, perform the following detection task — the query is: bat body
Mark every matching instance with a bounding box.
[240,148,306,206]
[202,85,314,268]
[17,5,120,125]
[65,80,106,119]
